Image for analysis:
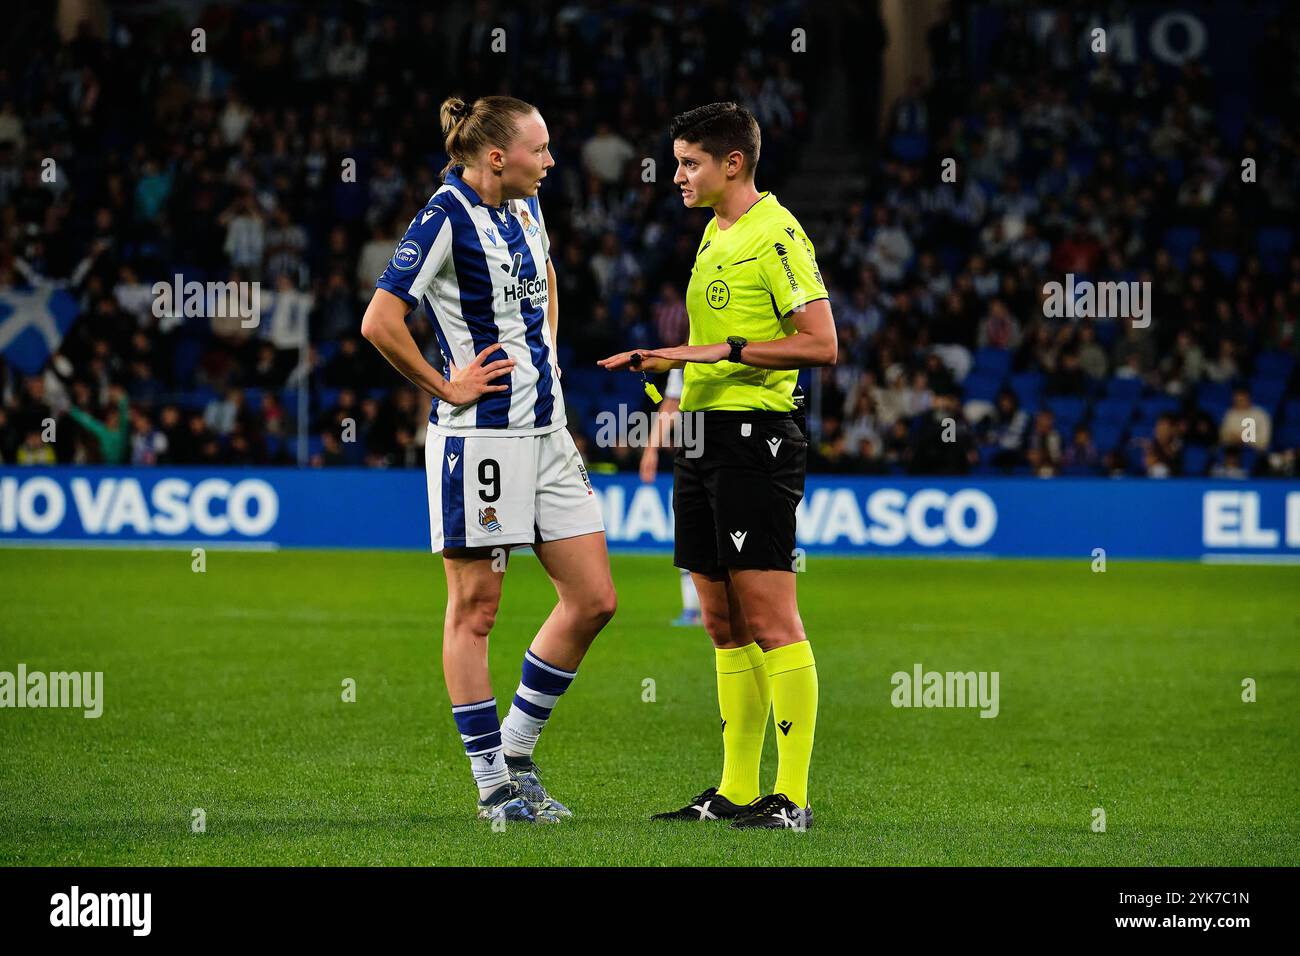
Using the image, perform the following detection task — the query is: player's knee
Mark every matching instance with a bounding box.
[578,584,617,631]
[447,593,499,639]
[701,608,733,644]
[746,613,804,649]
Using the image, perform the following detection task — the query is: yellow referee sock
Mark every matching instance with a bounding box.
[715,642,771,806]
[766,641,818,808]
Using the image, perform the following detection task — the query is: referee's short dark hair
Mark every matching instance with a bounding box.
[670,102,761,179]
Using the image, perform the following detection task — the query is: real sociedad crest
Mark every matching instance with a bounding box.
[519,208,540,238]
[478,507,503,533]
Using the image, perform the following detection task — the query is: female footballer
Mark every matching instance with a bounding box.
[362,96,616,825]
[600,102,836,829]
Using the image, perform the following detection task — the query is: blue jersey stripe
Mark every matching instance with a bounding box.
[442,436,466,546]
[444,201,511,428]
[502,217,555,427]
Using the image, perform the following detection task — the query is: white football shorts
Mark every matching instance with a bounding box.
[425,424,605,552]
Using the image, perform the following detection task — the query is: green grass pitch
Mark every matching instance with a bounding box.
[1,548,1296,866]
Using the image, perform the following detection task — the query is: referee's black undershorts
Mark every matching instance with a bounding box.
[673,409,808,575]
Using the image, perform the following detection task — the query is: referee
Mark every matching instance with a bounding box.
[599,103,836,830]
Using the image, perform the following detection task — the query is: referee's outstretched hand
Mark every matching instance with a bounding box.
[597,349,674,373]
[443,345,516,406]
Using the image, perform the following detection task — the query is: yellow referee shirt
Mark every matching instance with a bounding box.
[681,192,829,412]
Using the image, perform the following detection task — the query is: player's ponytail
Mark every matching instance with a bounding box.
[439,95,538,180]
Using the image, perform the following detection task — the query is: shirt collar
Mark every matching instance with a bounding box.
[446,165,510,214]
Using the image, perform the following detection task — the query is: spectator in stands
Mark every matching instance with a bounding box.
[1062,424,1101,473]
[1024,408,1063,476]
[16,429,56,466]
[982,387,1028,469]
[1220,387,1273,450]
[1143,414,1184,477]
[204,387,245,437]
[67,388,130,465]
[910,389,978,475]
[581,121,636,186]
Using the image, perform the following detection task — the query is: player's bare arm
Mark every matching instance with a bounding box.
[361,287,515,406]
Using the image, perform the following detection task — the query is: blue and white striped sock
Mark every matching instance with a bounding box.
[500,650,577,760]
[451,697,510,800]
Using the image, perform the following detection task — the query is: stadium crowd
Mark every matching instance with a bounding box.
[1,2,1298,479]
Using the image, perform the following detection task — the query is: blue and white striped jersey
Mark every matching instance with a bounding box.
[375,165,564,435]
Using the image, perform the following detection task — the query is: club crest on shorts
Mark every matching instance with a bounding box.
[478,507,503,533]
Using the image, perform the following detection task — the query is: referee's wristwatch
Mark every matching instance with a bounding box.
[726,335,748,364]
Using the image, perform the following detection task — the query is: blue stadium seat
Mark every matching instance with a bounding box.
[1257,227,1294,274]
[174,336,204,383]
[1201,398,1230,425]
[1139,395,1180,419]
[1255,351,1295,381]
[189,386,217,411]
[1182,445,1210,476]
[318,387,341,411]
[1128,418,1153,441]
[1282,398,1300,426]
[316,340,340,364]
[1092,397,1135,424]
[1276,421,1300,450]
[962,372,1004,403]
[1093,319,1122,351]
[1248,376,1286,412]
[1105,377,1142,402]
[1125,442,1148,474]
[1209,250,1240,281]
[1196,380,1231,409]
[889,133,929,164]
[242,387,263,414]
[1046,396,1087,425]
[1091,423,1124,453]
[1010,371,1044,410]
[1162,227,1201,270]
[973,347,1012,378]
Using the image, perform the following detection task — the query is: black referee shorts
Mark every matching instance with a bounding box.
[673,410,808,575]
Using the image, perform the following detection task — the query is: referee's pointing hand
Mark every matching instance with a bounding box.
[597,349,681,373]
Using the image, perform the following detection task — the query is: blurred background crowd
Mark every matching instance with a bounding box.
[1,0,1298,479]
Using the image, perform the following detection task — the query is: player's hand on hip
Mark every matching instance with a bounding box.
[442,344,515,406]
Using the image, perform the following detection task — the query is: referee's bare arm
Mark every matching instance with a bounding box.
[618,299,836,371]
[361,287,515,406]
[731,299,836,369]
